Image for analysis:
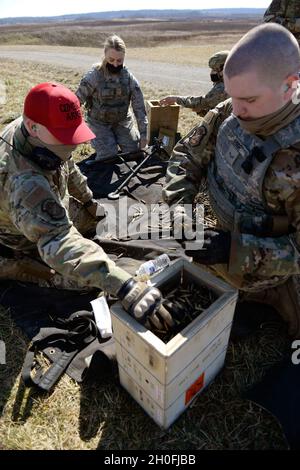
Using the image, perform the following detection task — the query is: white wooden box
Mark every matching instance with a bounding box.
[111,259,238,429]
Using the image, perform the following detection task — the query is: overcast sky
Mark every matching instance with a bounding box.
[0,0,270,19]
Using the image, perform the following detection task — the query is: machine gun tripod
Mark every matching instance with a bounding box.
[107,138,169,200]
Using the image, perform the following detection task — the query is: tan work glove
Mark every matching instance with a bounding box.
[172,205,194,240]
[118,279,174,330]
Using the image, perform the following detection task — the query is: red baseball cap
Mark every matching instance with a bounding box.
[24,82,96,145]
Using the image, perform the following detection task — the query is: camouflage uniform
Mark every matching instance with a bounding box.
[76,65,148,160]
[264,0,300,42]
[176,51,229,116]
[0,117,131,293]
[162,98,300,335]
[176,82,228,117]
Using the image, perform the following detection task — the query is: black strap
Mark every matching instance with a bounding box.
[21,311,100,392]
[117,278,135,301]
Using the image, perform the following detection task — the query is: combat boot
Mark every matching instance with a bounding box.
[241,276,300,338]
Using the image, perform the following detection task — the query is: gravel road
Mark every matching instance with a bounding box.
[0,45,211,95]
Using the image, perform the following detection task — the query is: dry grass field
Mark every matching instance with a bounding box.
[0,17,259,49]
[0,16,293,451]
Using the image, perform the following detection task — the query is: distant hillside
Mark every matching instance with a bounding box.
[0,9,265,25]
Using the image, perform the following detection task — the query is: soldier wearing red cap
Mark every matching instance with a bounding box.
[0,82,165,326]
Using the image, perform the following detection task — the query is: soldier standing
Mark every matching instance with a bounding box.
[0,82,166,326]
[76,35,148,162]
[264,0,300,42]
[159,51,229,116]
[163,24,300,338]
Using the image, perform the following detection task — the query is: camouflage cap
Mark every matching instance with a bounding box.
[208,50,230,71]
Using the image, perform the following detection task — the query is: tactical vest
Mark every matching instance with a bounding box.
[207,114,300,232]
[88,67,132,124]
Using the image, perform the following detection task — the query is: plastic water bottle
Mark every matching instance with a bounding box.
[136,254,171,279]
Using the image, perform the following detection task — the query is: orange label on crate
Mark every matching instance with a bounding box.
[185,372,205,405]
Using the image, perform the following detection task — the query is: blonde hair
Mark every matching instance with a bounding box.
[98,35,126,74]
[104,34,126,54]
[224,23,300,88]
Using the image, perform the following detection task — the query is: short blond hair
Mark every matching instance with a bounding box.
[224,23,300,87]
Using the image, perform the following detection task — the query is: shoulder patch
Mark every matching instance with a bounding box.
[41,199,66,220]
[188,125,207,147]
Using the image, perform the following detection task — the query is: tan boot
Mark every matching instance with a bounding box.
[241,277,300,338]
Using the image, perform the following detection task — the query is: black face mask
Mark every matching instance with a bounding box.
[210,72,220,83]
[106,63,123,74]
[29,147,65,171]
[27,136,76,171]
[3,125,74,173]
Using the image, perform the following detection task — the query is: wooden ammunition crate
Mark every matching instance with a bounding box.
[146,100,180,144]
[111,259,238,429]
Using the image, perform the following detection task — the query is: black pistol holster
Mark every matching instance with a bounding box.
[21,310,116,392]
